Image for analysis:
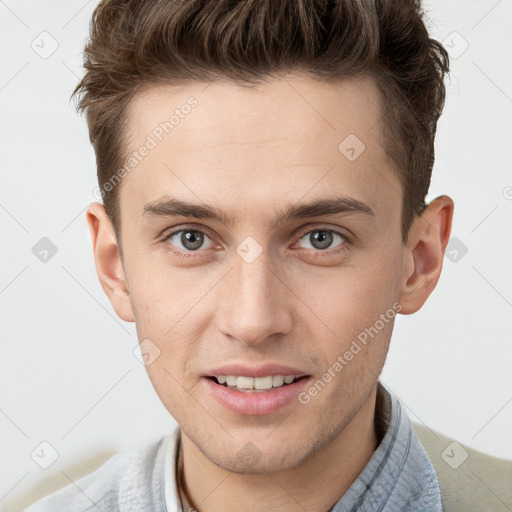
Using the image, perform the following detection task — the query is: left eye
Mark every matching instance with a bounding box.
[297,229,346,251]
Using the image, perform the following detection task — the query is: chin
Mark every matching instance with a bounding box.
[210,445,307,475]
[191,425,320,475]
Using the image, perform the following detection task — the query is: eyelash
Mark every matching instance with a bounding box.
[160,225,353,260]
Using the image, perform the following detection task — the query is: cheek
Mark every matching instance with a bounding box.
[297,251,401,352]
[127,254,202,332]
[127,278,201,385]
[307,262,399,315]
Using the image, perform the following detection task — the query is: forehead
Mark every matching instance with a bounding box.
[119,74,400,227]
[126,74,383,153]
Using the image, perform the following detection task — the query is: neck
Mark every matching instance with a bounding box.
[179,385,379,512]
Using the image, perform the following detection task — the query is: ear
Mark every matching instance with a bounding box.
[398,195,454,315]
[86,202,135,322]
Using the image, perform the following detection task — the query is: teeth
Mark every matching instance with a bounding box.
[273,375,284,387]
[237,376,255,389]
[226,375,238,386]
[254,376,273,390]
[215,374,298,391]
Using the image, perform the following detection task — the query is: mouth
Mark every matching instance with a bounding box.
[206,374,310,393]
[202,367,312,415]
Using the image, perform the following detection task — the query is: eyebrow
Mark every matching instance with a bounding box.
[141,195,375,226]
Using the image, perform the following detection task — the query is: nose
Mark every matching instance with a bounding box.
[217,246,293,347]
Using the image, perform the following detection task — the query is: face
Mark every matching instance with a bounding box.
[102,74,411,473]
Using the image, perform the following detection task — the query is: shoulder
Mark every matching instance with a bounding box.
[23,432,176,512]
[412,422,512,512]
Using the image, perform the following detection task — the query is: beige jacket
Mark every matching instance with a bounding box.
[412,423,512,511]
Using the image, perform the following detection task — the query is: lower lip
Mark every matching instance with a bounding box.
[202,376,311,416]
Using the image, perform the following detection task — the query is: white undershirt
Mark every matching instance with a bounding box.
[164,428,193,512]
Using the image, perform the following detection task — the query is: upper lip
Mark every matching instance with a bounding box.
[205,363,309,379]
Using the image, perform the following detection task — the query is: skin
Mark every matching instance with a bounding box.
[86,74,453,512]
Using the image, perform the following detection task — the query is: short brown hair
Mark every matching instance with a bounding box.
[72,0,449,247]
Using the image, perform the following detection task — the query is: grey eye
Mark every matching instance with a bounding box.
[298,230,345,250]
[169,230,214,251]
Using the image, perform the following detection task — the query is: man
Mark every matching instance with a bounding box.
[25,0,456,510]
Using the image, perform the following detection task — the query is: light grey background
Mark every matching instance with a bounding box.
[1,0,511,510]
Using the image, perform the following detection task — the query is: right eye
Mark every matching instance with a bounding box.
[163,228,217,257]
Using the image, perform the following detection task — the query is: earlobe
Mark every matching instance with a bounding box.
[398,195,454,315]
[86,202,135,322]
